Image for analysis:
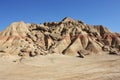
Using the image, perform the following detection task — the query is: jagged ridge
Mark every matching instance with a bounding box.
[0,17,120,57]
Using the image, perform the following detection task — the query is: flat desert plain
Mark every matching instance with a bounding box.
[0,54,120,80]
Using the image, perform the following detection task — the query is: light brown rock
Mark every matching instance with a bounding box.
[0,17,120,57]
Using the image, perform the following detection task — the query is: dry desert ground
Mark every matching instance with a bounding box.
[0,54,120,80]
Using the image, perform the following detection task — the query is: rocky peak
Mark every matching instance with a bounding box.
[0,21,29,37]
[62,17,78,23]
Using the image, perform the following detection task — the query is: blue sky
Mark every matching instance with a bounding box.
[0,0,120,32]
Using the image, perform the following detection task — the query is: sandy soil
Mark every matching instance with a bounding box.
[0,54,120,80]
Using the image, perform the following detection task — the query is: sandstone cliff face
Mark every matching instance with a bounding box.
[0,17,120,57]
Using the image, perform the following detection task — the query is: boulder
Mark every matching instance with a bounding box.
[109,48,118,55]
[102,46,110,52]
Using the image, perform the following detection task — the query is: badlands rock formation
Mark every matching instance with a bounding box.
[0,17,120,57]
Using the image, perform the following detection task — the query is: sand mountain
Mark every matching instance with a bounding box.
[0,17,120,57]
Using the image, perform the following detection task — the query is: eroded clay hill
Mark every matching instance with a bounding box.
[0,17,120,57]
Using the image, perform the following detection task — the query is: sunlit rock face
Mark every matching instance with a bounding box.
[0,17,120,57]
